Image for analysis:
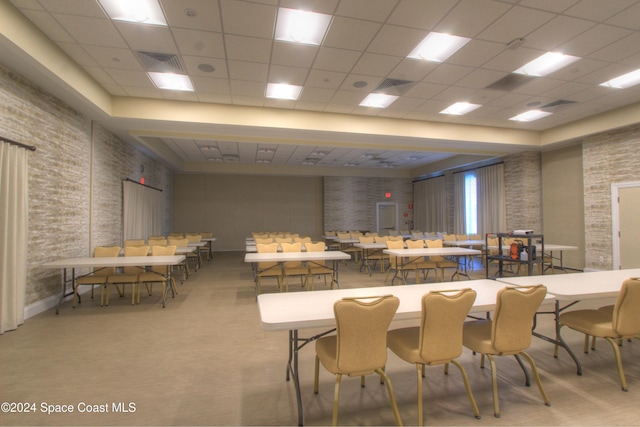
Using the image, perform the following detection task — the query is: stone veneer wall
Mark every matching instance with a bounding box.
[323,176,413,232]
[0,63,173,309]
[503,152,543,233]
[582,124,640,270]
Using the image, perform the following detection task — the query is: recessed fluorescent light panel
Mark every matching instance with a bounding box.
[440,102,481,115]
[407,32,470,62]
[274,8,332,45]
[266,83,303,100]
[97,0,167,26]
[148,72,194,91]
[513,52,580,77]
[359,93,398,108]
[600,69,640,89]
[509,109,552,122]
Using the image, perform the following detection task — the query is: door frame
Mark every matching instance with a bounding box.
[376,202,398,235]
[611,181,640,270]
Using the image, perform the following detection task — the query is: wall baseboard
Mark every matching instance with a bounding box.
[24,287,91,319]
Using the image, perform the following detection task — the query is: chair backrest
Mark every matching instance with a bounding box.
[147,238,167,246]
[469,233,482,240]
[613,278,640,336]
[255,237,274,244]
[304,242,325,252]
[281,242,302,268]
[425,239,444,248]
[334,295,400,375]
[388,235,404,241]
[124,239,145,246]
[256,242,279,269]
[375,235,390,243]
[275,237,292,244]
[169,232,184,237]
[122,245,150,274]
[492,285,547,353]
[358,236,374,244]
[420,288,476,363]
[405,239,425,249]
[337,232,350,239]
[200,232,213,238]
[386,240,404,249]
[186,234,202,243]
[92,246,121,275]
[168,238,189,247]
[148,235,165,240]
[443,234,457,241]
[456,234,469,241]
[294,236,311,243]
[150,245,177,273]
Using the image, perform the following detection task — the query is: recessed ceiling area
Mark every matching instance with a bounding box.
[3,0,640,176]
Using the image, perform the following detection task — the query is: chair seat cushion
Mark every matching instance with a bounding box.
[387,327,421,364]
[138,271,166,282]
[107,274,140,283]
[463,320,495,354]
[560,309,615,337]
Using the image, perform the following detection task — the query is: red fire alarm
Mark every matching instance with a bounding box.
[140,177,145,185]
[385,192,391,198]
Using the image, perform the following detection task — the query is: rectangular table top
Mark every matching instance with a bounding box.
[257,279,553,331]
[383,247,481,257]
[244,251,351,263]
[443,240,486,247]
[496,268,640,300]
[42,255,186,269]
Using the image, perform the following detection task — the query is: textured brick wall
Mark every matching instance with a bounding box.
[504,152,543,233]
[583,124,640,270]
[323,176,414,232]
[0,63,173,306]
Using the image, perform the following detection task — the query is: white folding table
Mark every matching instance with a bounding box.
[497,268,640,375]
[43,255,186,312]
[383,247,481,284]
[258,279,540,426]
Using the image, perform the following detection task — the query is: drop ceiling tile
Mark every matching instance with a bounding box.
[480,46,545,73]
[432,85,477,102]
[314,47,362,73]
[387,0,457,30]
[191,76,231,94]
[170,27,224,58]
[224,34,271,62]
[351,52,403,77]
[388,59,438,82]
[86,46,143,70]
[114,22,178,53]
[57,42,99,67]
[305,69,347,90]
[606,2,640,30]
[523,16,595,51]
[423,63,474,86]
[161,0,223,32]
[434,0,513,38]
[366,24,425,57]
[19,9,74,43]
[52,14,127,48]
[268,65,308,86]
[588,32,640,62]
[560,24,632,57]
[279,0,338,14]
[229,79,266,97]
[334,0,398,22]
[220,0,276,38]
[517,0,581,13]
[104,68,153,86]
[299,87,336,103]
[447,39,506,68]
[455,69,510,89]
[38,0,105,17]
[227,60,269,83]
[403,82,447,98]
[182,56,229,78]
[271,42,318,68]
[564,0,638,21]
[323,16,381,51]
[477,6,555,44]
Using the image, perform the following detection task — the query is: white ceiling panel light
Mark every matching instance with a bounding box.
[266,83,303,100]
[513,52,580,77]
[359,93,398,108]
[274,8,332,46]
[148,72,194,91]
[600,69,640,89]
[97,0,167,26]
[440,102,481,115]
[509,109,552,122]
[407,32,471,63]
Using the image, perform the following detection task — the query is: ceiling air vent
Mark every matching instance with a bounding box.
[486,73,535,91]
[541,99,577,112]
[136,51,185,73]
[373,78,416,96]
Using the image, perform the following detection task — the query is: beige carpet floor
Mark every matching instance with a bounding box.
[1,252,639,426]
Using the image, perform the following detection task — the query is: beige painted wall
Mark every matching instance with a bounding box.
[541,145,585,270]
[172,174,324,250]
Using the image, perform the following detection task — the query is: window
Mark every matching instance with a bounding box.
[464,173,477,235]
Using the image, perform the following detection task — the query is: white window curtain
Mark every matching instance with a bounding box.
[123,180,162,242]
[413,176,447,233]
[476,163,506,236]
[453,172,466,234]
[0,141,30,334]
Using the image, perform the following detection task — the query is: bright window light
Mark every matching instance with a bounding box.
[275,8,332,45]
[440,102,481,115]
[148,72,194,91]
[97,0,167,26]
[266,83,303,100]
[509,109,552,122]
[359,93,399,108]
[407,32,471,62]
[513,52,580,77]
[600,69,640,89]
